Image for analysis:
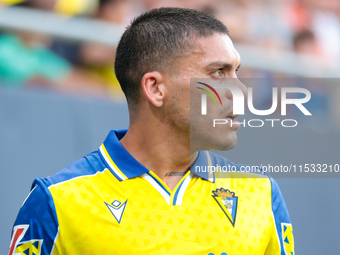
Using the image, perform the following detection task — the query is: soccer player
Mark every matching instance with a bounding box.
[8,8,294,255]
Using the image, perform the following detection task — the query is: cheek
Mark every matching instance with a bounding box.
[170,72,192,90]
[169,77,191,106]
[176,89,191,115]
[166,83,190,120]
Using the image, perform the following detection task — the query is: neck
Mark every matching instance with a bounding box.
[120,111,197,190]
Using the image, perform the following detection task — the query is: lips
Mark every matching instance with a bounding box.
[226,114,238,120]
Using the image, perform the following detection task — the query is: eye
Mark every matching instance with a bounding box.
[212,69,224,77]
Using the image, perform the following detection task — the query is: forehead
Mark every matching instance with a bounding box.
[184,33,240,69]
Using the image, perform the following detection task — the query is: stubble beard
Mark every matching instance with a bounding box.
[165,98,191,149]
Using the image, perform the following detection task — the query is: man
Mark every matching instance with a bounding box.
[8,8,295,255]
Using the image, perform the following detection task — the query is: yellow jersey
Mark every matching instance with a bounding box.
[9,129,294,255]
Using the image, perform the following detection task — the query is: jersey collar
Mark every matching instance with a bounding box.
[191,150,216,183]
[98,129,149,181]
[99,129,215,183]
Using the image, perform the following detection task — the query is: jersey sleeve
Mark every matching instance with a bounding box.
[265,178,295,255]
[8,178,60,255]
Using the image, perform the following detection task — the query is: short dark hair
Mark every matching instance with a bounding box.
[114,7,229,106]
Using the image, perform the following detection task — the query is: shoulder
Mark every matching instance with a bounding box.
[206,151,268,178]
[205,151,274,198]
[206,151,290,212]
[16,150,108,225]
[35,150,106,189]
[20,150,106,213]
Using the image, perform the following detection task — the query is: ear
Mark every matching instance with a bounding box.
[141,71,166,107]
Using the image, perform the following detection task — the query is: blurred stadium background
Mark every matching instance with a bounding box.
[1,0,340,254]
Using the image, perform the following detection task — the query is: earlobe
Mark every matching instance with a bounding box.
[141,72,166,107]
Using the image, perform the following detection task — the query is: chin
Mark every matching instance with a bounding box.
[191,132,238,151]
[212,136,237,151]
[210,128,238,150]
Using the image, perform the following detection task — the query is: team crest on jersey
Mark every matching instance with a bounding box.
[282,223,295,255]
[212,188,238,227]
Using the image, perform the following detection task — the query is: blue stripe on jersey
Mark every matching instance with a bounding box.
[146,172,171,196]
[172,178,185,205]
[270,177,292,255]
[97,149,123,182]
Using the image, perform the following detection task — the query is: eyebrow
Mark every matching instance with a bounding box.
[205,61,240,70]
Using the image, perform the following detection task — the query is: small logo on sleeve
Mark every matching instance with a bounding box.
[8,225,42,255]
[15,240,42,255]
[105,199,128,224]
[212,188,238,227]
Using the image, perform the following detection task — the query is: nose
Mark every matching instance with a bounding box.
[226,78,247,100]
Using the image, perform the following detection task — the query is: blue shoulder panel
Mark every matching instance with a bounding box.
[208,151,249,171]
[42,151,107,187]
[9,151,106,255]
[9,179,58,255]
[270,178,292,255]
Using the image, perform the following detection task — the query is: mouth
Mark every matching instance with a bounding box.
[226,114,238,120]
